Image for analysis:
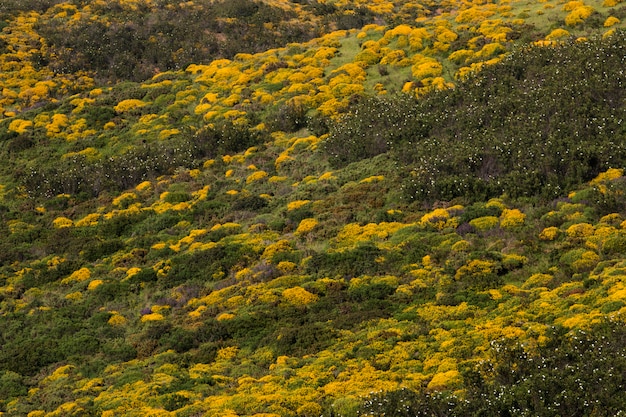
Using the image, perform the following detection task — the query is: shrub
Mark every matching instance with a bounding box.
[322,94,421,167]
[0,371,27,400]
[455,259,501,289]
[306,241,386,278]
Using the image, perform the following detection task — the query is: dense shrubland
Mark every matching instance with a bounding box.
[0,0,626,416]
[324,32,626,202]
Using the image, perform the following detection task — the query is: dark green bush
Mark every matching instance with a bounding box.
[162,243,260,288]
[306,241,385,278]
[82,239,125,262]
[0,371,27,402]
[265,101,308,133]
[322,94,420,167]
[231,194,269,211]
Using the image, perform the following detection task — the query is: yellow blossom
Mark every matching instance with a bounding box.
[141,313,165,322]
[246,170,268,184]
[539,226,560,240]
[87,280,103,291]
[295,218,318,235]
[53,216,74,228]
[287,200,311,211]
[61,267,91,284]
[283,286,319,305]
[114,98,146,113]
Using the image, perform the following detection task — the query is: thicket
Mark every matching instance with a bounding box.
[19,120,268,198]
[0,0,61,18]
[33,0,383,82]
[35,0,314,81]
[357,320,626,416]
[323,31,626,203]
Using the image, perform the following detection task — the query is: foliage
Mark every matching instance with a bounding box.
[0,1,626,416]
[324,32,626,203]
[357,320,626,416]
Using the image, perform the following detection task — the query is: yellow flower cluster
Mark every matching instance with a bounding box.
[61,267,91,284]
[283,286,319,305]
[295,218,318,235]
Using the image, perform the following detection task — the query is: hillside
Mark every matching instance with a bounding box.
[1,0,626,416]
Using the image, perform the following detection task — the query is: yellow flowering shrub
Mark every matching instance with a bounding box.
[189,363,212,380]
[246,170,268,184]
[287,200,311,211]
[455,6,496,23]
[426,370,462,390]
[217,346,239,361]
[141,313,165,322]
[500,208,526,229]
[451,240,471,252]
[565,4,595,26]
[65,291,83,301]
[74,213,101,227]
[8,118,33,134]
[295,218,318,235]
[277,261,297,274]
[546,28,571,40]
[335,222,404,247]
[114,98,146,113]
[87,280,103,291]
[591,168,623,184]
[262,239,293,260]
[572,250,600,272]
[420,208,449,227]
[108,314,127,326]
[539,226,560,241]
[502,254,528,270]
[485,198,506,210]
[521,273,553,290]
[159,128,180,139]
[53,216,74,228]
[455,259,498,286]
[412,60,443,80]
[126,267,142,280]
[469,216,499,231]
[235,267,253,281]
[188,305,207,319]
[217,312,235,321]
[42,364,74,384]
[283,286,319,305]
[566,222,594,239]
[61,267,91,284]
[112,192,137,207]
[360,175,384,183]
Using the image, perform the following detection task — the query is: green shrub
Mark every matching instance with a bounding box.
[305,241,385,278]
[0,371,27,401]
[82,239,125,262]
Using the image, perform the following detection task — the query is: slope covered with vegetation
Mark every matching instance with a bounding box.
[0,0,626,416]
